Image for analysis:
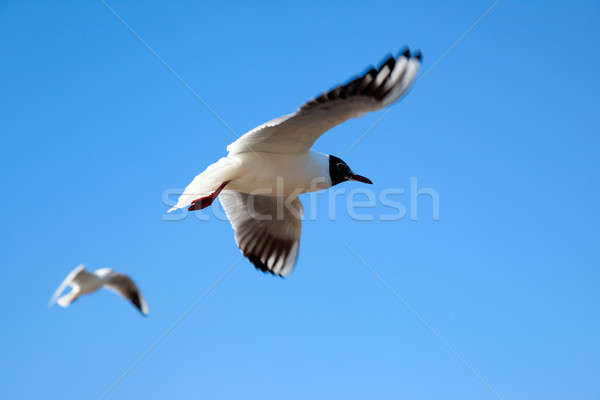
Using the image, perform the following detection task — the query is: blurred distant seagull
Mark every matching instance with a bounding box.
[49,265,149,315]
[169,48,422,277]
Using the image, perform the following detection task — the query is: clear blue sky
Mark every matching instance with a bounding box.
[1,1,599,399]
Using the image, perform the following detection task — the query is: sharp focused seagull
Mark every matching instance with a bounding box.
[49,265,149,315]
[170,48,422,277]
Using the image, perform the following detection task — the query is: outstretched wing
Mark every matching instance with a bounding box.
[104,273,149,315]
[219,191,303,277]
[227,48,421,155]
[48,264,86,307]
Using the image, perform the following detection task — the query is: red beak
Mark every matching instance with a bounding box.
[348,174,373,184]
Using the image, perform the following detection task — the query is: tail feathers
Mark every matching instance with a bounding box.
[168,157,240,212]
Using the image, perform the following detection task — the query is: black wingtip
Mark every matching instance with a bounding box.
[401,47,411,58]
[248,255,289,278]
[414,50,423,62]
[378,53,394,68]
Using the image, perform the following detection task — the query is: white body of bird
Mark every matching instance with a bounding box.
[170,150,331,212]
[227,150,332,195]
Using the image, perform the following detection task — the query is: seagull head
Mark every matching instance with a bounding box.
[328,155,373,186]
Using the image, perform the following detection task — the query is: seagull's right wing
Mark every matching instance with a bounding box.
[48,264,86,307]
[219,191,303,277]
[227,48,421,155]
[104,274,149,315]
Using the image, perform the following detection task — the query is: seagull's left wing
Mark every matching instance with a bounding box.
[227,48,421,155]
[104,273,149,315]
[48,264,86,307]
[219,190,303,277]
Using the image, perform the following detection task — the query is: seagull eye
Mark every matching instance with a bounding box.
[337,163,350,175]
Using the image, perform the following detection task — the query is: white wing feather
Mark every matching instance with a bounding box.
[48,264,85,307]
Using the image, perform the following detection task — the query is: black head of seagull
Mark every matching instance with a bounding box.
[328,155,373,186]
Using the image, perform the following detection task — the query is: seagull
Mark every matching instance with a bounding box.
[49,264,149,315]
[169,48,422,277]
